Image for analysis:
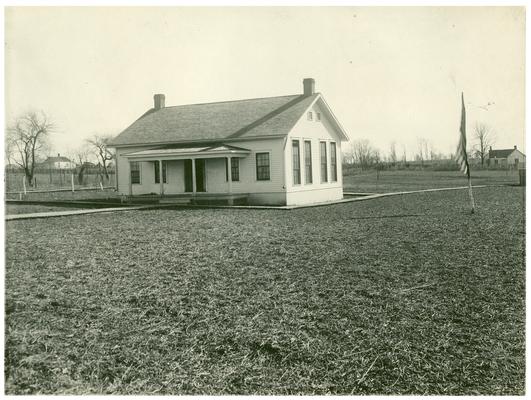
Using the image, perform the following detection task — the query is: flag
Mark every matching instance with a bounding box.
[455,92,470,178]
[456,92,476,213]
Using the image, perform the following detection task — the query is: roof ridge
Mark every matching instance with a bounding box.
[227,94,315,139]
[158,93,303,109]
[110,92,324,147]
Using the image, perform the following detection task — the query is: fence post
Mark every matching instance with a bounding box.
[71,173,75,192]
[519,168,526,186]
[22,175,26,195]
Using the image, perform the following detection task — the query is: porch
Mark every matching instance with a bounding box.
[123,144,251,202]
[126,192,250,206]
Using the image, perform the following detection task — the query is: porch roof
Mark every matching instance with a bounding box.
[123,144,251,160]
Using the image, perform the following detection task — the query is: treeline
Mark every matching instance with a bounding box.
[5,110,115,187]
[342,123,501,171]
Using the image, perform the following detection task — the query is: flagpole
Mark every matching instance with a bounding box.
[457,92,476,214]
[467,165,475,214]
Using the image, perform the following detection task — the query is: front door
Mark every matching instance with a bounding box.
[184,160,193,192]
[195,159,206,192]
[183,159,206,192]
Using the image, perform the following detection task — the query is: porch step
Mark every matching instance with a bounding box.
[130,193,250,206]
[159,198,191,204]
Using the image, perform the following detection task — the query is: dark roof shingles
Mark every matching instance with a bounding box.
[44,156,71,163]
[110,94,318,146]
[489,149,517,158]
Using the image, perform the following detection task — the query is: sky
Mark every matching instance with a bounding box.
[4,6,526,160]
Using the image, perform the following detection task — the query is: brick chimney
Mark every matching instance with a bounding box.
[154,94,165,110]
[303,78,315,96]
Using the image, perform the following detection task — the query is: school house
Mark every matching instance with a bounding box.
[109,78,349,205]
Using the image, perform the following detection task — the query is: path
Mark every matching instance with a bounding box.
[5,206,150,221]
[5,185,491,220]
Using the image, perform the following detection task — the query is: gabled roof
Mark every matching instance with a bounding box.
[109,94,321,146]
[44,156,72,163]
[489,148,518,158]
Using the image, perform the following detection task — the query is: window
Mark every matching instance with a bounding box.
[320,142,328,183]
[316,112,321,121]
[330,142,337,182]
[130,161,140,184]
[494,159,499,165]
[256,152,270,181]
[304,140,312,184]
[292,140,301,185]
[154,161,167,184]
[231,158,239,181]
[307,111,313,121]
[225,158,240,182]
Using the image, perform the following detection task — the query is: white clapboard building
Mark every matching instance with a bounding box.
[109,79,349,205]
[488,146,526,167]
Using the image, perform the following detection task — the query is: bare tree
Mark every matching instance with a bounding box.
[6,111,53,186]
[473,123,495,165]
[427,142,434,161]
[351,139,378,170]
[86,134,114,181]
[389,141,398,164]
[342,142,356,165]
[5,138,15,167]
[69,145,92,185]
[416,138,426,165]
[401,144,407,163]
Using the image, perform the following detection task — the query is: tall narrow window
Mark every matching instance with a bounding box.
[226,158,240,182]
[256,153,270,181]
[304,140,312,184]
[231,158,239,181]
[292,140,301,185]
[154,161,167,184]
[330,142,337,182]
[130,161,141,184]
[320,142,328,183]
[307,111,313,121]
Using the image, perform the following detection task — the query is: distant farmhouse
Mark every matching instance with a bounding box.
[109,79,349,205]
[41,154,75,169]
[487,145,525,167]
[80,161,97,169]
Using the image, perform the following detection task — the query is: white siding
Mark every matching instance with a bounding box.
[222,138,285,195]
[114,138,287,203]
[115,145,154,195]
[205,158,228,193]
[507,149,526,165]
[284,101,344,205]
[112,101,347,206]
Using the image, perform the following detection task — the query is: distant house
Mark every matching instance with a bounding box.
[109,78,349,206]
[41,154,75,169]
[487,146,526,167]
[80,161,97,169]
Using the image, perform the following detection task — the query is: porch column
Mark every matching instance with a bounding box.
[227,156,232,193]
[191,158,197,193]
[128,161,133,196]
[158,159,164,197]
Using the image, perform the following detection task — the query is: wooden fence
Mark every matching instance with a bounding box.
[5,168,116,192]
